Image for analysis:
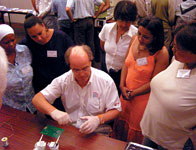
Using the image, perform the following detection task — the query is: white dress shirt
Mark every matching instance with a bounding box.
[99,22,138,72]
[41,67,121,128]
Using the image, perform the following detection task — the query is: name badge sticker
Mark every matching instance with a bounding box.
[176,69,191,78]
[136,57,148,66]
[47,50,57,57]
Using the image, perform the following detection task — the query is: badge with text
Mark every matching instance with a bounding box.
[176,69,191,78]
[136,57,148,66]
[47,50,57,57]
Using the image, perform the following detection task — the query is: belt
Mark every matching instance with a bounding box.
[109,68,121,73]
[76,17,93,21]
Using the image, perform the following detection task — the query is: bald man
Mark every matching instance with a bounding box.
[32,45,121,134]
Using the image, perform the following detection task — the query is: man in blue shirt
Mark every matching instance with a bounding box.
[66,0,105,55]
[51,0,74,40]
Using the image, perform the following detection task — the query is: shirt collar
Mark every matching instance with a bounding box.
[109,22,136,37]
[109,22,117,34]
[16,44,25,53]
[127,25,136,37]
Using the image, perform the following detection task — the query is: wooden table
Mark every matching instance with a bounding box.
[0,105,127,150]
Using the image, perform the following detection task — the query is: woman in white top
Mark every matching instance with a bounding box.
[141,22,196,150]
[99,0,138,95]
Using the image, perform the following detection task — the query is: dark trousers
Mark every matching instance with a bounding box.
[58,19,74,41]
[94,27,102,62]
[101,56,121,97]
[108,69,121,97]
[74,17,95,55]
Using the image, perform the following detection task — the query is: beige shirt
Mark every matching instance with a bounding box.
[141,59,196,149]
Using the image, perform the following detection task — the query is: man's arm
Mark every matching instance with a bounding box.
[94,2,105,18]
[100,40,105,51]
[101,0,110,13]
[32,92,56,115]
[32,92,72,125]
[97,109,120,124]
[31,0,39,13]
[168,0,176,26]
[66,7,75,22]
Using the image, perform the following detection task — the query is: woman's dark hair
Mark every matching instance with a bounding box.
[25,13,34,19]
[174,21,196,54]
[23,14,46,40]
[24,14,44,32]
[114,0,137,22]
[138,16,164,54]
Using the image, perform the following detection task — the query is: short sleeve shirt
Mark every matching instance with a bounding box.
[99,22,138,71]
[66,0,103,19]
[141,59,196,149]
[41,67,121,128]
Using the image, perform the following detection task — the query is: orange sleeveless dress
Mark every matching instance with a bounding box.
[112,37,158,143]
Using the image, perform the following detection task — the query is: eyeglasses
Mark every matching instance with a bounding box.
[72,66,90,73]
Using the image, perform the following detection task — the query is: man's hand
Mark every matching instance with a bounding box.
[79,116,100,134]
[50,109,72,125]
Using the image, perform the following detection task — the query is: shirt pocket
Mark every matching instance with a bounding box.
[86,97,102,115]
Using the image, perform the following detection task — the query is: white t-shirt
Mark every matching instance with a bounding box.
[36,0,52,17]
[99,22,138,72]
[41,67,121,128]
[141,59,196,149]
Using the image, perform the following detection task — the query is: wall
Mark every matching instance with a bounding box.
[0,0,33,23]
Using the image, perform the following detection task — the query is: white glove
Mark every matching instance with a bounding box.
[79,116,100,134]
[50,109,72,125]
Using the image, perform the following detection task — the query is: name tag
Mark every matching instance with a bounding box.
[176,69,191,78]
[21,66,32,75]
[47,50,57,57]
[136,57,148,66]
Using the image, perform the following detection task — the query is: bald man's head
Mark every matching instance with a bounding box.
[65,45,94,65]
[65,45,93,87]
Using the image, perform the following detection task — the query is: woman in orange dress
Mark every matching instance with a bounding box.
[112,16,169,143]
